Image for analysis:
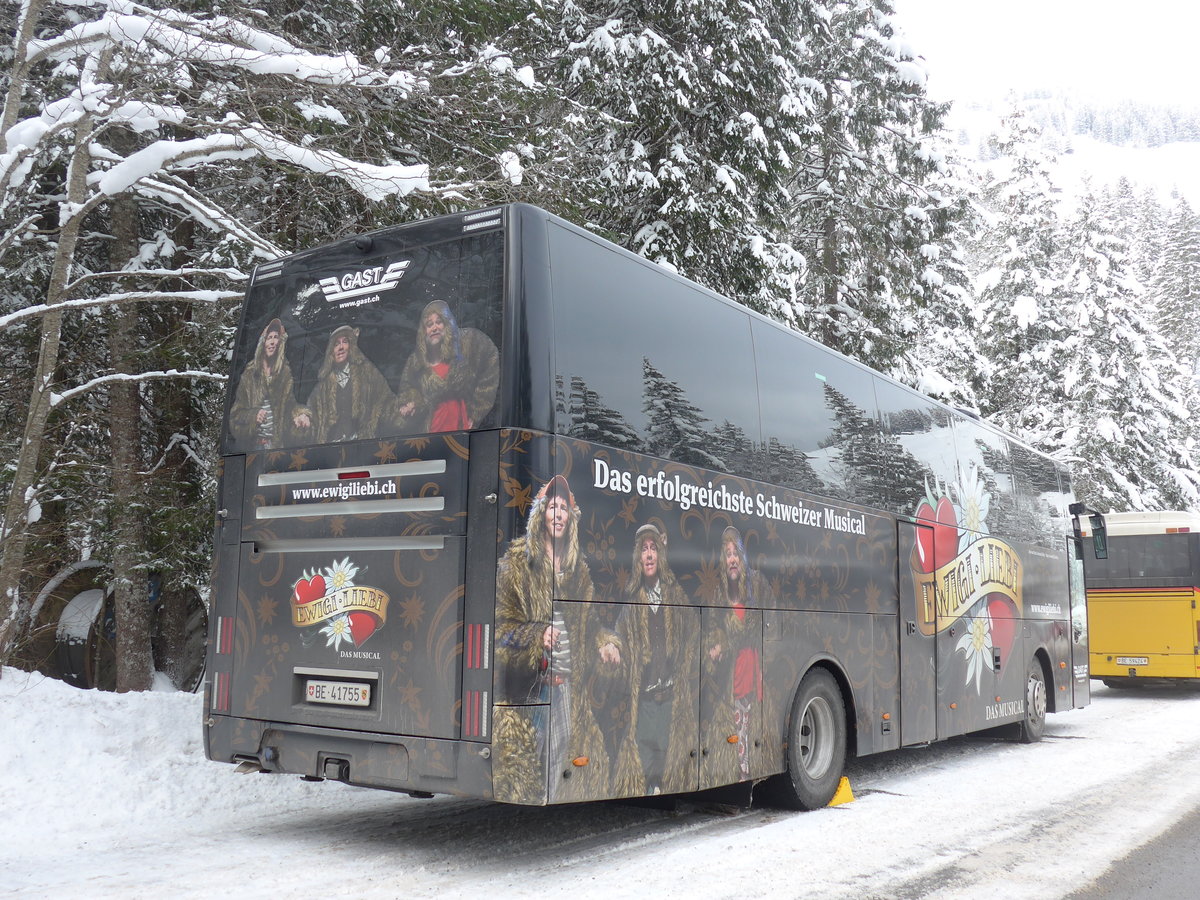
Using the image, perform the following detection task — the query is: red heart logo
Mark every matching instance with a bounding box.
[914,501,937,572]
[293,574,326,604]
[988,595,1016,659]
[347,611,377,647]
[932,497,959,570]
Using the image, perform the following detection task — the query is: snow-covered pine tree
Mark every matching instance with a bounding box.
[971,109,1070,449]
[1058,189,1200,511]
[564,375,643,451]
[551,0,812,321]
[1151,196,1200,400]
[790,0,962,375]
[0,0,536,677]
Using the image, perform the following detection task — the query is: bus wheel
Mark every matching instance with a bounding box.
[1018,657,1047,743]
[771,668,847,810]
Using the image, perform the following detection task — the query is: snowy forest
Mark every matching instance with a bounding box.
[1,0,1198,691]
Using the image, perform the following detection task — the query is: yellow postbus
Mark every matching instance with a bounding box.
[1083,511,1200,686]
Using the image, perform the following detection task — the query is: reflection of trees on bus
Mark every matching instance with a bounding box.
[823,383,929,511]
[557,375,642,451]
[643,357,725,469]
[305,325,395,443]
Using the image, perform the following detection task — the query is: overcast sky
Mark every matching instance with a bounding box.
[893,1,1200,105]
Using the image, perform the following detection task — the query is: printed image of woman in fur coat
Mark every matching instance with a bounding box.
[304,325,396,443]
[228,318,309,449]
[602,524,699,797]
[492,475,615,804]
[702,526,767,783]
[395,300,499,433]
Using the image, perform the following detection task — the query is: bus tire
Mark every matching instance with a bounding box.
[772,668,847,810]
[1018,656,1047,743]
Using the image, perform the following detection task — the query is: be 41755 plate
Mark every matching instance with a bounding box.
[306,679,371,707]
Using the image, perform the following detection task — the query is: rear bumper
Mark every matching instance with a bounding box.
[205,714,494,799]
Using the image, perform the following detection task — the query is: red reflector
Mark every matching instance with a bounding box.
[338,471,370,479]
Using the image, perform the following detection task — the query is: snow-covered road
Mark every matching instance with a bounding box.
[5,670,1200,899]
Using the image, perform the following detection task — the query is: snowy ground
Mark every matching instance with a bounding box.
[5,668,1200,899]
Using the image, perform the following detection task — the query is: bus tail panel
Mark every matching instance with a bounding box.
[206,433,484,793]
[1088,587,1200,681]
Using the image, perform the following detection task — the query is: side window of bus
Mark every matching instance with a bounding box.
[550,226,760,468]
[873,379,959,517]
[753,322,878,503]
[1010,443,1067,550]
[953,419,1020,544]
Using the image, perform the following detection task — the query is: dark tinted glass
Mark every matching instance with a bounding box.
[754,322,880,502]
[1010,443,1067,549]
[224,227,504,453]
[549,224,759,469]
[952,419,1019,543]
[1085,533,1198,586]
[874,380,960,516]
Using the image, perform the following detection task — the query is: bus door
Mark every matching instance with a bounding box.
[898,521,937,745]
[1068,536,1090,707]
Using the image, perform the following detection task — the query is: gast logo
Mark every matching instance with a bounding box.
[290,557,390,652]
[318,260,410,303]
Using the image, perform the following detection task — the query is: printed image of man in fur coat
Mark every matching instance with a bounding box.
[228,318,310,449]
[395,300,499,434]
[601,523,699,797]
[492,474,615,804]
[702,526,767,783]
[304,325,395,443]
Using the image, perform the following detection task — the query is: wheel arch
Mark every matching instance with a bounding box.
[1032,644,1058,713]
[787,657,858,760]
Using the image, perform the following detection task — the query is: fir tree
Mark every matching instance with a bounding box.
[642,357,724,469]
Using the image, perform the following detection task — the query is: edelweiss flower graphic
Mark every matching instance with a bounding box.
[953,462,991,553]
[324,557,360,592]
[321,613,354,650]
[955,605,993,694]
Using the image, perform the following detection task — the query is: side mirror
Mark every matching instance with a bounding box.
[1088,513,1108,559]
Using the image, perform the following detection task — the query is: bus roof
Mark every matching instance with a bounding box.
[1086,511,1200,536]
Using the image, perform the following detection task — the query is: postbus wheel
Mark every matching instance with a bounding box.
[1018,656,1047,744]
[769,667,847,810]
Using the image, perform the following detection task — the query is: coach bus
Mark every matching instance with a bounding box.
[1082,511,1200,686]
[204,204,1089,809]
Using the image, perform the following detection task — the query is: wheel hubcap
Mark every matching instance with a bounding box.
[1028,674,1046,722]
[798,696,835,778]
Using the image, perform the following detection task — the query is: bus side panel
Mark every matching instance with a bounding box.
[490,432,901,803]
[204,453,245,760]
[762,610,901,769]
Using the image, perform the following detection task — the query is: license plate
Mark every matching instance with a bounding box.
[1116,657,1149,666]
[306,679,371,707]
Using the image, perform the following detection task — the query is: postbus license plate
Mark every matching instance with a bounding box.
[306,679,370,707]
[1116,657,1149,666]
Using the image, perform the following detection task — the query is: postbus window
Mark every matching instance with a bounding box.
[754,321,878,503]
[549,225,759,467]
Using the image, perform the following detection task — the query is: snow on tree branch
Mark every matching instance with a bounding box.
[49,369,227,408]
[0,290,242,331]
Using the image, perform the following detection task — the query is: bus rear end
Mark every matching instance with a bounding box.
[204,208,507,797]
[1083,512,1200,686]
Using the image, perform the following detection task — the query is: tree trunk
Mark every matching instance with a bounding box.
[0,109,95,669]
[108,192,154,692]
